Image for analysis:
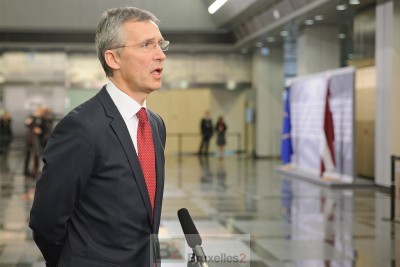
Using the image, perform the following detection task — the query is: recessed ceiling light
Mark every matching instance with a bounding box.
[314,15,324,21]
[304,19,314,25]
[267,36,275,42]
[261,47,270,56]
[180,80,189,89]
[336,4,347,11]
[227,80,236,90]
[280,30,289,37]
[349,0,360,5]
[273,9,280,19]
[338,33,346,39]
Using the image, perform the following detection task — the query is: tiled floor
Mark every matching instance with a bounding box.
[0,144,399,266]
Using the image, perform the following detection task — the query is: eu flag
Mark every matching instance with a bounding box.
[281,87,293,164]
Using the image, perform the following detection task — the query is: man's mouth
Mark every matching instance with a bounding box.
[152,67,163,75]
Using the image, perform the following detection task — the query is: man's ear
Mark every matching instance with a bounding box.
[104,50,121,71]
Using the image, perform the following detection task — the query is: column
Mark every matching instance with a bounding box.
[253,46,284,157]
[297,26,340,75]
[375,0,400,187]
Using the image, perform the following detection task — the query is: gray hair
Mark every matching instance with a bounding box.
[95,7,159,77]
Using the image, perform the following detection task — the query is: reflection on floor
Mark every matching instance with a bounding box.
[0,147,399,266]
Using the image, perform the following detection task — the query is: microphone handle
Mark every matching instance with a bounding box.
[193,245,209,267]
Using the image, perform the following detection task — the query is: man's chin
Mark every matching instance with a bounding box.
[149,84,162,92]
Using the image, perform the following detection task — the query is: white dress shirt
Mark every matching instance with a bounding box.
[106,81,146,155]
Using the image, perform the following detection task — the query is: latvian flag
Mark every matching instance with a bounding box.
[320,82,335,177]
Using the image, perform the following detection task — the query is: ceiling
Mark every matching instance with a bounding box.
[0,0,377,53]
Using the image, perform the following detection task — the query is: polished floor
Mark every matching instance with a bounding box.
[0,142,399,267]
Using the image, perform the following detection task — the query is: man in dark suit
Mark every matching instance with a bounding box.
[29,7,168,267]
[198,111,213,155]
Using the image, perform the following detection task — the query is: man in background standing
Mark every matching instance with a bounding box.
[198,110,213,156]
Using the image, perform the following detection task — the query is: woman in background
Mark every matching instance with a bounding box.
[215,116,227,157]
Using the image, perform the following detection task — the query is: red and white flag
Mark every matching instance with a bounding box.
[320,82,335,177]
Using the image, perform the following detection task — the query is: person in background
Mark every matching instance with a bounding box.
[29,7,167,267]
[40,107,54,148]
[215,116,227,158]
[24,107,43,178]
[0,111,13,156]
[198,110,213,156]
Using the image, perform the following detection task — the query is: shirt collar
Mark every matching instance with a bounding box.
[106,81,146,119]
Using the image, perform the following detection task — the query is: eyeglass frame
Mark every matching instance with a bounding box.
[113,39,170,52]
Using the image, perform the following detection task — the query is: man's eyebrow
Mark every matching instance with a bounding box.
[140,37,164,42]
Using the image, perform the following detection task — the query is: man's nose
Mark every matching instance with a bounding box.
[154,45,166,61]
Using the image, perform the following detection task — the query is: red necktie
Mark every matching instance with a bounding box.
[137,108,156,213]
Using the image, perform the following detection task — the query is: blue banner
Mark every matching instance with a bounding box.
[281,87,293,164]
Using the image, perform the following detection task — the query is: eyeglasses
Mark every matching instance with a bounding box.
[115,40,170,53]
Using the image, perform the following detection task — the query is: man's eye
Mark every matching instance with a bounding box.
[142,41,152,48]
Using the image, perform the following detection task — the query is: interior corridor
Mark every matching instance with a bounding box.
[0,140,399,267]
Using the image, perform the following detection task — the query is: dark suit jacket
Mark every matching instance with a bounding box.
[29,87,166,267]
[200,118,213,138]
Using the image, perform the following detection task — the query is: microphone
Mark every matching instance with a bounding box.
[177,208,209,267]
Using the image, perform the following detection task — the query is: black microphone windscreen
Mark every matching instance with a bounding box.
[177,208,202,248]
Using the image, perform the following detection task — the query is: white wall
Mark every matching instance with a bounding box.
[3,52,66,83]
[163,53,251,88]
[297,26,340,76]
[211,89,246,153]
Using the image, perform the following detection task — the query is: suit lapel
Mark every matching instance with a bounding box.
[96,87,154,225]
